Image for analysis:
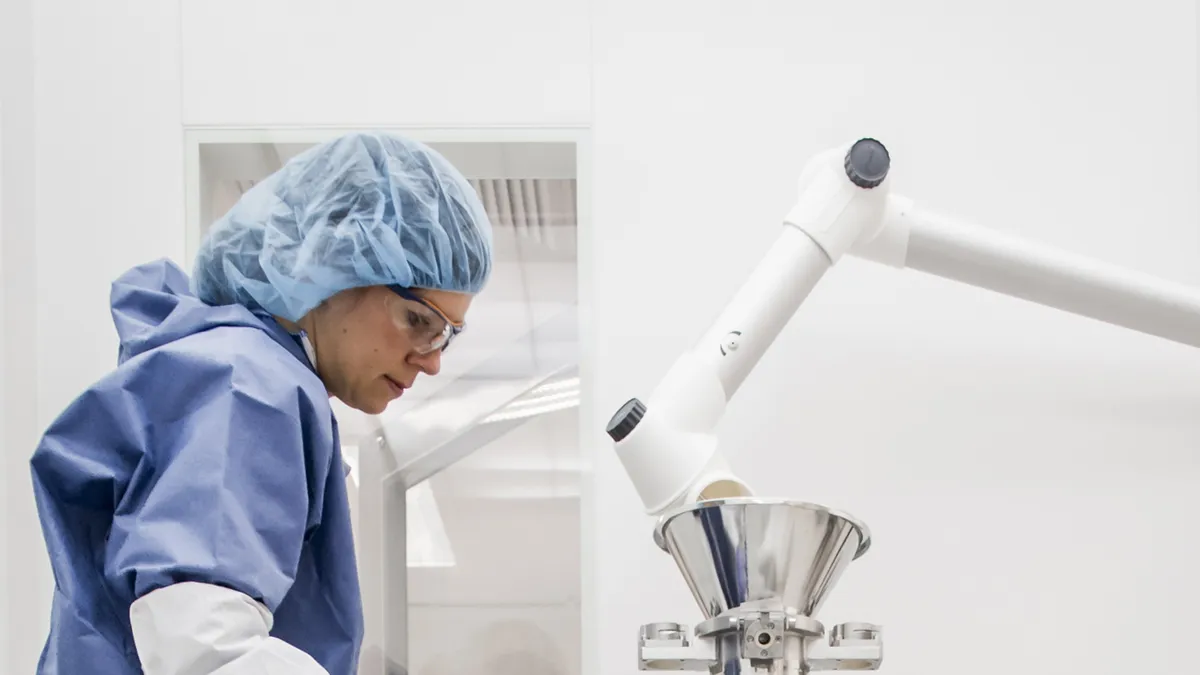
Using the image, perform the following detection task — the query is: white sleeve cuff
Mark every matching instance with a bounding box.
[130,581,329,675]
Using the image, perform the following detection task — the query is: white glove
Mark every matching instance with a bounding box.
[130,581,330,675]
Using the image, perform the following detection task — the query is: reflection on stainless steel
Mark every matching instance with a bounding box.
[639,499,883,673]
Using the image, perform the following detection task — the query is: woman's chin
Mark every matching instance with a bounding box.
[337,391,389,416]
[361,397,390,415]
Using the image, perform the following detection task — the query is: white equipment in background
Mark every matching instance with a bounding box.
[605,138,1200,673]
[355,312,579,675]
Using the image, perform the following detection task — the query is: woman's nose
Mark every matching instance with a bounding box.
[410,349,442,376]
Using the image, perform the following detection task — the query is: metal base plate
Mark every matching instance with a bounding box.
[639,612,883,673]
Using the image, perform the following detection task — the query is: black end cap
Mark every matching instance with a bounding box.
[606,398,647,442]
[844,138,890,189]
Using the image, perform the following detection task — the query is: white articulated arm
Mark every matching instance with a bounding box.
[606,140,895,515]
[607,138,1200,516]
[856,200,1200,348]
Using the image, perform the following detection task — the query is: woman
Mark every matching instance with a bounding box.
[29,132,493,675]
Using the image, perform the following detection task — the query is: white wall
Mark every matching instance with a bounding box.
[589,3,1198,675]
[4,1,1197,674]
[0,53,7,670]
[179,0,592,127]
[1,0,36,667]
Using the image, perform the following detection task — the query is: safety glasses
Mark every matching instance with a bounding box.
[386,286,465,355]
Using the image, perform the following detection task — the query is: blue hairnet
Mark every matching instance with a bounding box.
[192,132,494,322]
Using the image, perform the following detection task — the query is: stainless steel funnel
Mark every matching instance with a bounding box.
[653,498,871,621]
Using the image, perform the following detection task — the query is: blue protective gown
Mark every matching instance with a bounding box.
[30,259,364,674]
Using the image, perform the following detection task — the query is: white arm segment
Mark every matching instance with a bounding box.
[607,141,894,515]
[608,138,1200,516]
[130,582,330,675]
[855,202,1200,348]
[605,228,829,515]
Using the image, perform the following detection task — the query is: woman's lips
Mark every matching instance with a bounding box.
[384,375,406,398]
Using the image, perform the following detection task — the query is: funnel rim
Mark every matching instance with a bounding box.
[653,497,872,559]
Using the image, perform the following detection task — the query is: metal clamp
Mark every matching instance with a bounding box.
[638,623,717,671]
[808,622,884,671]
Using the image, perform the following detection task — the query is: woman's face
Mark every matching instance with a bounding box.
[307,285,474,414]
